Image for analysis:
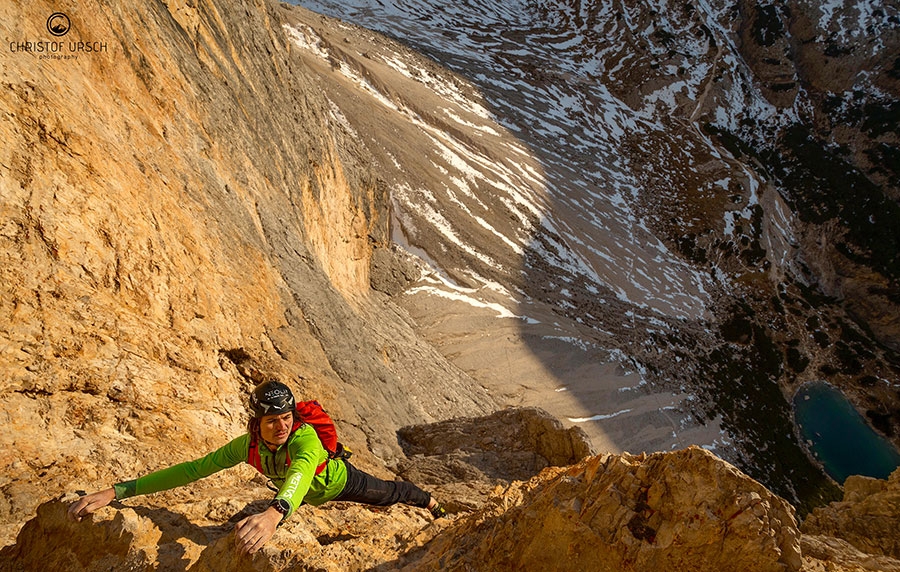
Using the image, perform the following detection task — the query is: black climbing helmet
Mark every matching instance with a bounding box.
[249,379,295,418]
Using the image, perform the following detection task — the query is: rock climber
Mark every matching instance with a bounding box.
[67,379,447,555]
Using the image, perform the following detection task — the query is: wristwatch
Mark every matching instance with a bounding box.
[269,498,290,521]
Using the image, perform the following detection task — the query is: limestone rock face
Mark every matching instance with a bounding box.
[0,0,494,548]
[406,447,803,572]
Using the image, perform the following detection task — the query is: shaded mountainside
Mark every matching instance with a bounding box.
[290,0,900,512]
[1,0,899,571]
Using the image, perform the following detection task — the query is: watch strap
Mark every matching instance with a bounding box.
[269,498,290,521]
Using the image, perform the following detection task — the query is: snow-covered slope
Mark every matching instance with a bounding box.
[294,0,726,319]
[284,0,899,509]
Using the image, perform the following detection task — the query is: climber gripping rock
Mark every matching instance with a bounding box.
[67,379,447,556]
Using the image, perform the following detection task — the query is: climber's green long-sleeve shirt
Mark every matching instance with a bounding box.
[112,424,348,519]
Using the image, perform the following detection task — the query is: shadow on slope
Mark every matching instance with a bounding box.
[282,0,853,512]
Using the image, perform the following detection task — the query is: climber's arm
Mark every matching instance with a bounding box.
[114,435,249,498]
[67,434,250,521]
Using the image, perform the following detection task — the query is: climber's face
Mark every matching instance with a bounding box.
[260,411,293,449]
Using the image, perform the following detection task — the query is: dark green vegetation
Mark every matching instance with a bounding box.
[751,3,784,47]
[770,126,900,281]
[707,123,900,283]
[690,120,900,513]
[663,300,843,517]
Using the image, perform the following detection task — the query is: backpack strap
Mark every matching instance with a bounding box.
[282,418,329,475]
[248,425,264,474]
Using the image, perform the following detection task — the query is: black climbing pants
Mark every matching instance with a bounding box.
[333,460,431,508]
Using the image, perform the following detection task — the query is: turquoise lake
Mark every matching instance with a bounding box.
[793,381,900,484]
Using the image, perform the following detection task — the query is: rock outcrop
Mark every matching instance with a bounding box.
[403,447,803,572]
[799,469,900,571]
[802,469,900,560]
[395,407,595,513]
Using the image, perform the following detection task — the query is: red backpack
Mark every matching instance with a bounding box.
[247,400,351,476]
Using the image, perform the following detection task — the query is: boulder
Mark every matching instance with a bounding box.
[405,446,802,572]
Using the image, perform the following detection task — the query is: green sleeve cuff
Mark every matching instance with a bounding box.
[114,480,137,500]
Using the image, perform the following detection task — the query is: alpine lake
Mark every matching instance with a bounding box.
[793,381,900,484]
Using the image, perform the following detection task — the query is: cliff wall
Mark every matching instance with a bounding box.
[0,0,492,548]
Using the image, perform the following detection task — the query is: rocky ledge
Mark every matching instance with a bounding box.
[3,408,900,572]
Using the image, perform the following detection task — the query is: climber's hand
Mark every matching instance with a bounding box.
[67,488,116,522]
[234,507,282,556]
